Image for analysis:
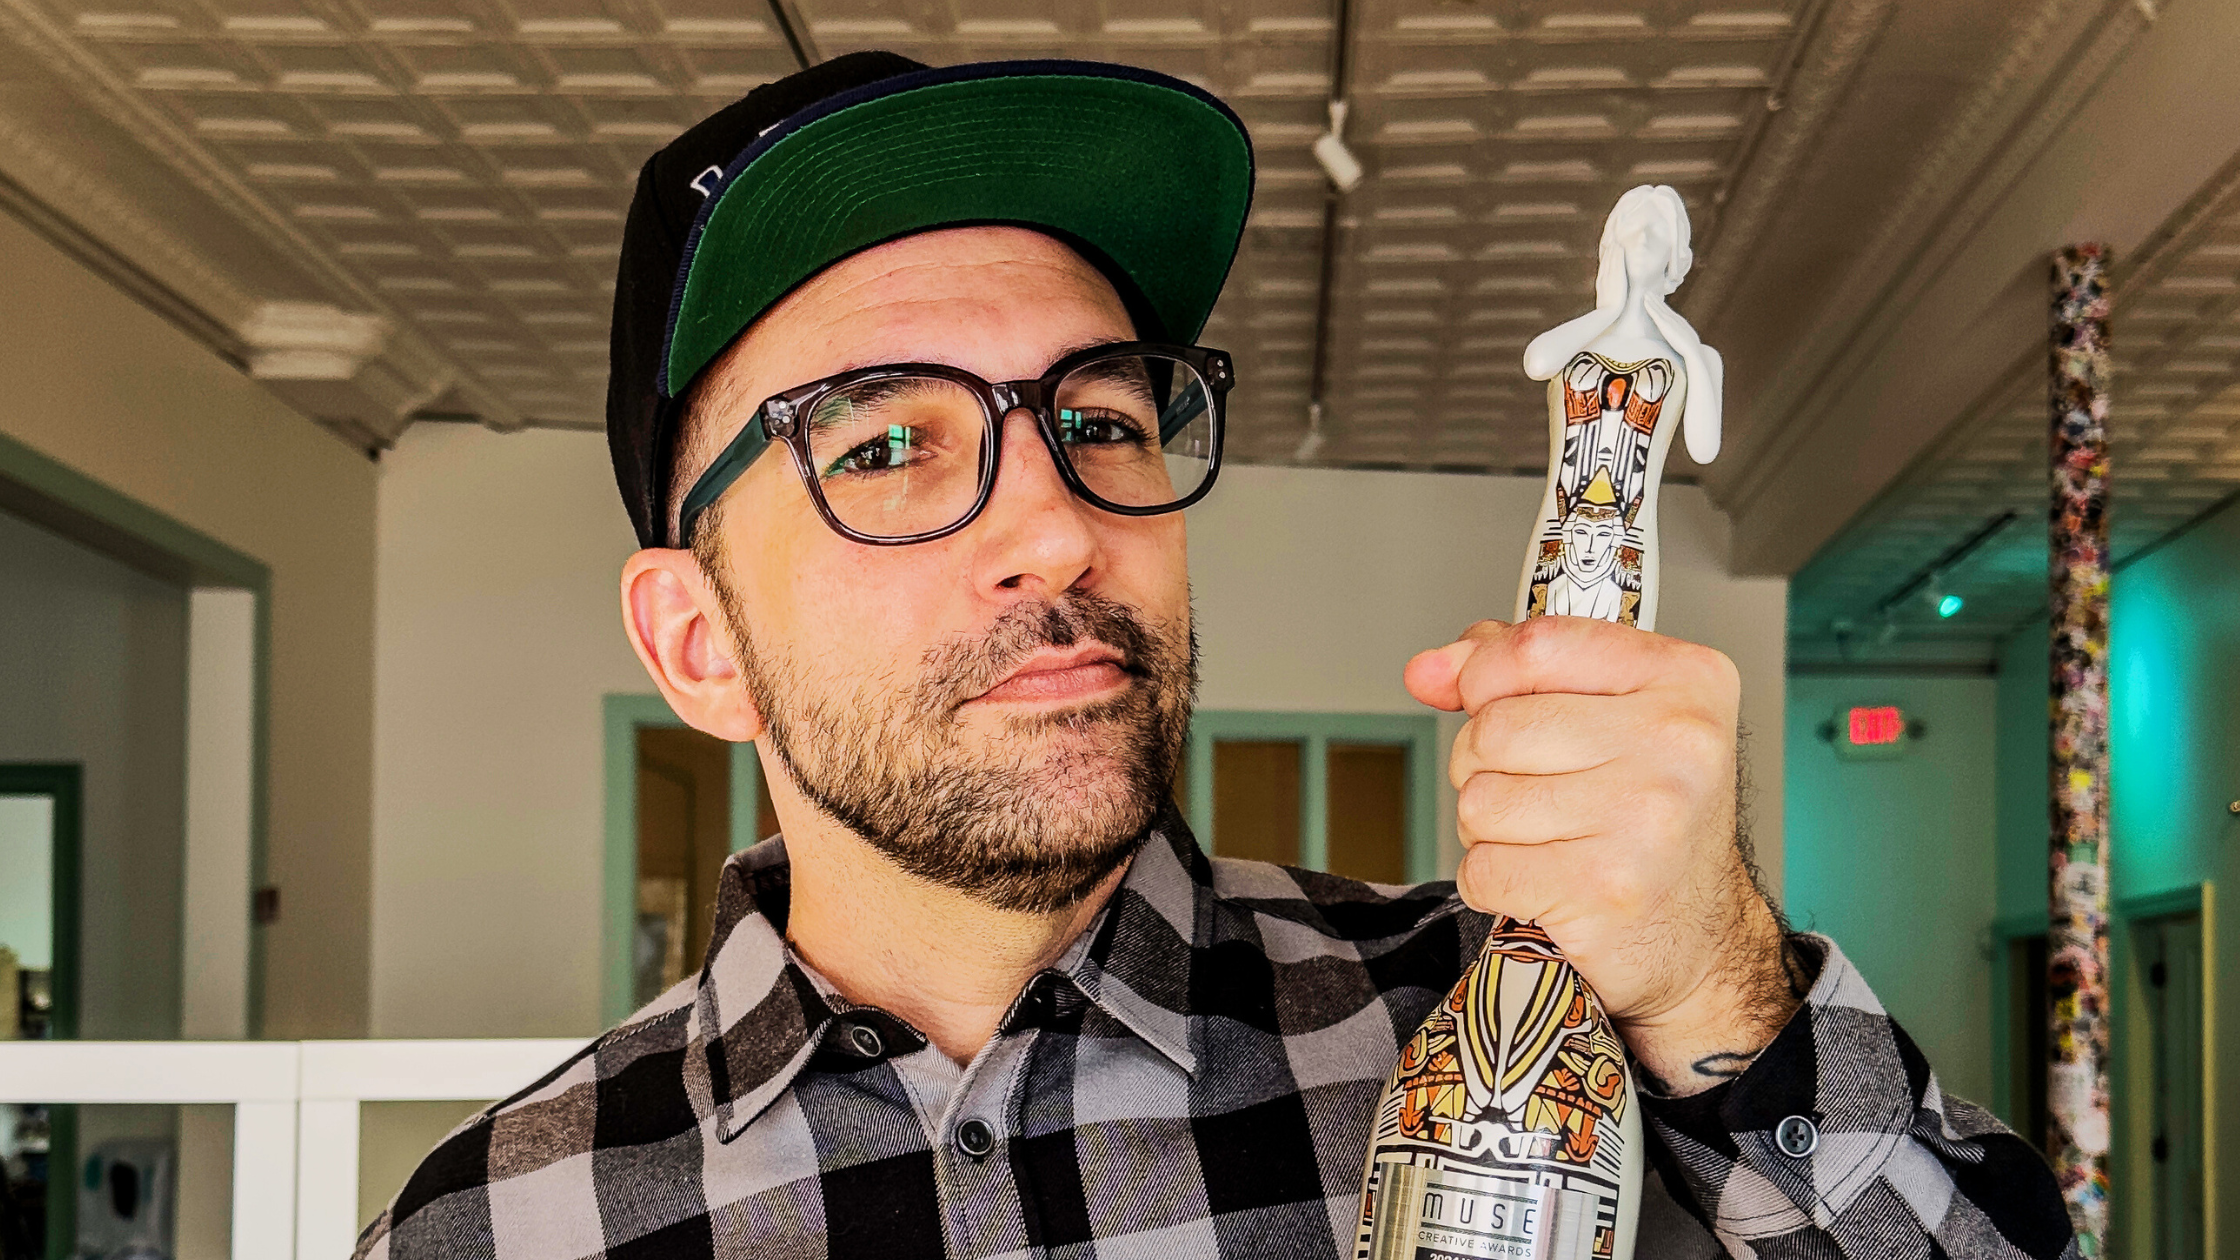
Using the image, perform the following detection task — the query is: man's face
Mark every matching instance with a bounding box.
[1561,510,1622,582]
[691,227,1195,913]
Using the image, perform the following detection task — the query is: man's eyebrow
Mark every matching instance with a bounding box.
[1051,337,1130,361]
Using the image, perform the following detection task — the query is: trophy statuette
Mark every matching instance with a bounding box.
[1352,186,1724,1260]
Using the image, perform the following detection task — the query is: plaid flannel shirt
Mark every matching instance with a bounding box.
[357,815,2076,1259]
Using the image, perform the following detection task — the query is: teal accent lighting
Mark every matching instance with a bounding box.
[1937,593,1964,618]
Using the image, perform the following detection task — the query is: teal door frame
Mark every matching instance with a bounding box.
[1989,883,2217,1253]
[1182,710,1442,883]
[601,695,764,1025]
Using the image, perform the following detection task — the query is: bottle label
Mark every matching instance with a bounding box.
[1367,1159,1597,1260]
[1354,921,1634,1260]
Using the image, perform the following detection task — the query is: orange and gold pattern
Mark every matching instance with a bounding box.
[1389,920,1628,1167]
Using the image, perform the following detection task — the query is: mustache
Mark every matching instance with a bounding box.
[921,591,1161,712]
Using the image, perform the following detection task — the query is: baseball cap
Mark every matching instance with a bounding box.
[605,52,1257,549]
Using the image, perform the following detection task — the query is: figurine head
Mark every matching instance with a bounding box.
[1594,185,1693,309]
[1560,505,1624,583]
[1521,183,1722,467]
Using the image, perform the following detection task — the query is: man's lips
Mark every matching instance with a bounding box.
[968,645,1131,706]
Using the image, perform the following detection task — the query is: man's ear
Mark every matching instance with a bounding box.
[620,548,767,742]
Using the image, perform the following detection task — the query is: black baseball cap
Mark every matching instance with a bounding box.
[606,52,1257,549]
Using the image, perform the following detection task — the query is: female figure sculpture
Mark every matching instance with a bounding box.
[1516,184,1723,634]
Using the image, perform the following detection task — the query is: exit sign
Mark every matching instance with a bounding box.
[1829,705,1915,761]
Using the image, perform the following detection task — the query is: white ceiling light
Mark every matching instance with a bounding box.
[1312,100,1364,194]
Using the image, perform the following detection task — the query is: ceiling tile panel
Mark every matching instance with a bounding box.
[0,0,1810,448]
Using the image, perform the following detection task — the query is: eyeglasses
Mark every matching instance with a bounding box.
[674,341,1232,548]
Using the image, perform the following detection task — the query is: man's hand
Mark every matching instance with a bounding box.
[1406,616,1804,1097]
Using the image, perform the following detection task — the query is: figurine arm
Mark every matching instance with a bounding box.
[1523,309,1617,380]
[1682,342,1723,465]
[1637,935,2078,1259]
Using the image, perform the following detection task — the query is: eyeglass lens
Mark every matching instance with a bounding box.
[800,352,1216,539]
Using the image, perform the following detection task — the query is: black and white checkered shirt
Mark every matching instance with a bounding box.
[357,817,2076,1259]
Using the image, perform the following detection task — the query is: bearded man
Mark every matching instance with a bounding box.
[357,53,2075,1260]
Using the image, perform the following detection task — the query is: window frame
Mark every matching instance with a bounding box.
[1181,710,1442,884]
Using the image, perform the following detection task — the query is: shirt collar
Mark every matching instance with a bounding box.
[691,808,1216,1139]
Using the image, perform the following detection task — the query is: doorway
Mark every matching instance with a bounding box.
[0,764,81,1258]
[2134,908,2206,1260]
[602,695,772,1023]
[633,726,776,1007]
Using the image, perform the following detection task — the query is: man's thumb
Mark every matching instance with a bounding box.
[1404,641,1472,712]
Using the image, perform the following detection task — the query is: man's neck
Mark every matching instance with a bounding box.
[780,817,1129,1065]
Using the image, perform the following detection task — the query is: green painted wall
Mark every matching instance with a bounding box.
[1784,673,2000,1107]
[1991,495,2240,1253]
[2105,502,2239,905]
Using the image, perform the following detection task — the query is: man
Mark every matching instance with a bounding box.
[359,53,2074,1259]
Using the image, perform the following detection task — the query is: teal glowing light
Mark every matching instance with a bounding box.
[1937,593,1964,618]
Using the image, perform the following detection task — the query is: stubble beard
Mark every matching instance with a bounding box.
[705,559,1196,914]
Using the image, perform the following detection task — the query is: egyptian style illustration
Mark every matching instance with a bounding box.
[1516,185,1724,634]
[1354,921,1639,1260]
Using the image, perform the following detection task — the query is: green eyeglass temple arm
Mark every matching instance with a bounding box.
[674,411,770,549]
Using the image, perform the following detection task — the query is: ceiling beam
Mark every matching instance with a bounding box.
[1711,0,2240,574]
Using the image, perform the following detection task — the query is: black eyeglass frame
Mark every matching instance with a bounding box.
[673,340,1233,548]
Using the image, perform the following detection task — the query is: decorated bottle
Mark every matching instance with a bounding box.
[1353,186,1723,1260]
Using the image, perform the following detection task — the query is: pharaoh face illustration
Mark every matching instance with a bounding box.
[1560,506,1623,586]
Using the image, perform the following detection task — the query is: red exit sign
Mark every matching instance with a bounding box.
[1827,705,1914,760]
[1848,706,1906,746]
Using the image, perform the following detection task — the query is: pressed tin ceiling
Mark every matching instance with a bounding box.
[0,0,1809,454]
[2,0,2233,660]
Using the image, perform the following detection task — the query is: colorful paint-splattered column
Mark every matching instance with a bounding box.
[2047,244,2112,1253]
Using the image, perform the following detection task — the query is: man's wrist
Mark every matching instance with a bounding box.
[1620,906,1807,1098]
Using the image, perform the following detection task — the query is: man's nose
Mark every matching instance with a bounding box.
[968,407,1101,595]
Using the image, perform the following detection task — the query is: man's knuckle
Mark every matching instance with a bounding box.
[1511,616,1565,670]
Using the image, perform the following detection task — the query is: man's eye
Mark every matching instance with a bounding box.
[1057,408,1150,446]
[823,424,921,477]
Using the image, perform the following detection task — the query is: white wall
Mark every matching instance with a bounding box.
[181,588,256,1041]
[0,797,54,969]
[372,425,648,1038]
[372,427,1788,1037]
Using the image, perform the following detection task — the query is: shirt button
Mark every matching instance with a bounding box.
[847,1023,884,1058]
[955,1118,996,1160]
[1775,1115,1820,1158]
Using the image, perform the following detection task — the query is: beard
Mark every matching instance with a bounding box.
[708,568,1196,914]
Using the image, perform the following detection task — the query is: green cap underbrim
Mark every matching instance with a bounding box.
[663,67,1254,399]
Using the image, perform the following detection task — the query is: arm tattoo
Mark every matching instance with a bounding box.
[1690,1051,1756,1082]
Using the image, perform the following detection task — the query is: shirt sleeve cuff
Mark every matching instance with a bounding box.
[1634,934,1925,1222]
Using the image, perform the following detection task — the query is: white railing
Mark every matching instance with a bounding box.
[0,1039,583,1260]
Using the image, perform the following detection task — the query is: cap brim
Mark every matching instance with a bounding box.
[662,60,1254,398]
